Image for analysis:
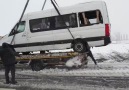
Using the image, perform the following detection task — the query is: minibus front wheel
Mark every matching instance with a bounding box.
[73,40,86,53]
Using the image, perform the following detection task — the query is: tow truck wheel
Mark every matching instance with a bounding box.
[30,60,45,71]
[73,41,86,53]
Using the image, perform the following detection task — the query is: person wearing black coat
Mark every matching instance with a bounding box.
[0,43,20,84]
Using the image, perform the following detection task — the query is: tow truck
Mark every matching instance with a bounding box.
[0,0,99,71]
[0,50,89,71]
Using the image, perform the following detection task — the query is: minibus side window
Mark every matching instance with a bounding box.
[30,18,50,32]
[49,17,55,29]
[30,13,77,32]
[79,10,103,27]
[9,21,26,36]
[55,14,77,29]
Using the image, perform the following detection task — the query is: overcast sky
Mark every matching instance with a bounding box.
[0,0,129,36]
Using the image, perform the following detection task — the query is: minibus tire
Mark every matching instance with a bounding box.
[73,41,86,53]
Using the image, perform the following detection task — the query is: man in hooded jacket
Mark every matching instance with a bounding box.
[0,43,20,84]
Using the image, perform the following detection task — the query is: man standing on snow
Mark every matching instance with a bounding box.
[0,43,20,84]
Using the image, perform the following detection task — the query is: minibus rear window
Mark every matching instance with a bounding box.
[79,10,103,27]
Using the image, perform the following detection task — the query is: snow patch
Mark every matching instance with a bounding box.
[65,56,82,67]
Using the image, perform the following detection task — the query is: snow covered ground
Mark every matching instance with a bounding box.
[92,43,129,63]
[15,43,129,77]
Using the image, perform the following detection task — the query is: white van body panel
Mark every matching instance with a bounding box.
[0,1,111,52]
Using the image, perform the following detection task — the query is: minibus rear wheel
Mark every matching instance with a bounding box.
[73,40,86,53]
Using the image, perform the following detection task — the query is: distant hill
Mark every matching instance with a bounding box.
[0,36,2,39]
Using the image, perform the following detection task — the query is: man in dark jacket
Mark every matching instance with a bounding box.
[0,43,20,84]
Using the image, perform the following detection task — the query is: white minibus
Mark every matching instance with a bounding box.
[0,1,111,54]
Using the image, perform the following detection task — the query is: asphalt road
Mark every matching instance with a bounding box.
[0,71,129,90]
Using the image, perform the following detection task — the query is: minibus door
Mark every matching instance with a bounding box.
[8,21,28,52]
